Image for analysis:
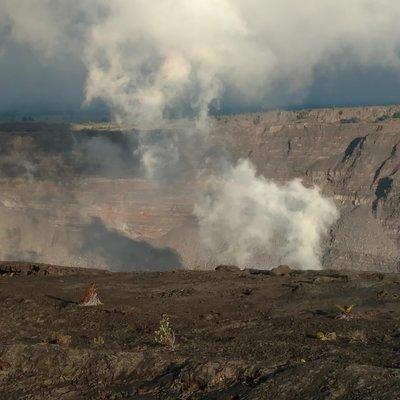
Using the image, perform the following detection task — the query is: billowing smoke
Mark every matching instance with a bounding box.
[5,1,399,268]
[195,160,339,268]
[3,1,400,115]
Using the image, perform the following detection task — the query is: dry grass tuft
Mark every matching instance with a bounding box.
[155,314,176,350]
[347,330,367,343]
[335,304,356,315]
[314,331,337,341]
[92,336,105,346]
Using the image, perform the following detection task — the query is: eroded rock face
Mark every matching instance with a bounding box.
[210,106,400,271]
[2,106,400,271]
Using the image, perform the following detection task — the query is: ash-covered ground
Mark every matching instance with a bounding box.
[1,262,400,399]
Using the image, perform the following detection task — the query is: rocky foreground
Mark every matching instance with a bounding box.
[1,263,400,399]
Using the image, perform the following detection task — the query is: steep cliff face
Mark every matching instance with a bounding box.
[1,106,400,271]
[0,124,191,270]
[208,105,400,271]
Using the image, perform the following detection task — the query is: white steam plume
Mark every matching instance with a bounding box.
[9,1,400,267]
[195,160,339,268]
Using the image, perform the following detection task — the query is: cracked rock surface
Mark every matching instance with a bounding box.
[1,264,400,399]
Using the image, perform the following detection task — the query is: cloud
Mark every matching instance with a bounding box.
[78,1,400,124]
[3,1,400,116]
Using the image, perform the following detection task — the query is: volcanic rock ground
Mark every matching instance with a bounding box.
[2,263,400,399]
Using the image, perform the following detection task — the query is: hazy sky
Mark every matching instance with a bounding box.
[1,1,400,117]
[0,42,84,114]
[0,42,108,116]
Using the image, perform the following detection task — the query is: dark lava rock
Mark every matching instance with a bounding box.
[0,261,106,276]
[2,263,400,399]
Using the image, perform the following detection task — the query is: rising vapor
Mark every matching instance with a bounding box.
[195,160,339,269]
[4,1,398,268]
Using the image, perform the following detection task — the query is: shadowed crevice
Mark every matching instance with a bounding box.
[80,217,183,271]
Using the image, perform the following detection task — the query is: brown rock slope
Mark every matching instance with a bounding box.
[3,106,400,271]
[2,264,400,398]
[167,105,400,271]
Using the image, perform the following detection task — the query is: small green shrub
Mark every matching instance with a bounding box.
[347,330,367,343]
[314,331,337,341]
[335,304,356,315]
[155,314,176,350]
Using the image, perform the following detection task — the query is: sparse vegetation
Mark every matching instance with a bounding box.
[4,263,400,398]
[155,314,176,350]
[335,304,357,320]
[335,304,356,315]
[92,336,105,346]
[347,330,367,343]
[314,331,337,341]
[392,112,400,119]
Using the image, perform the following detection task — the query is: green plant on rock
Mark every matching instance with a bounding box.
[315,331,337,341]
[335,304,356,315]
[348,329,367,343]
[155,314,176,350]
[93,336,105,346]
